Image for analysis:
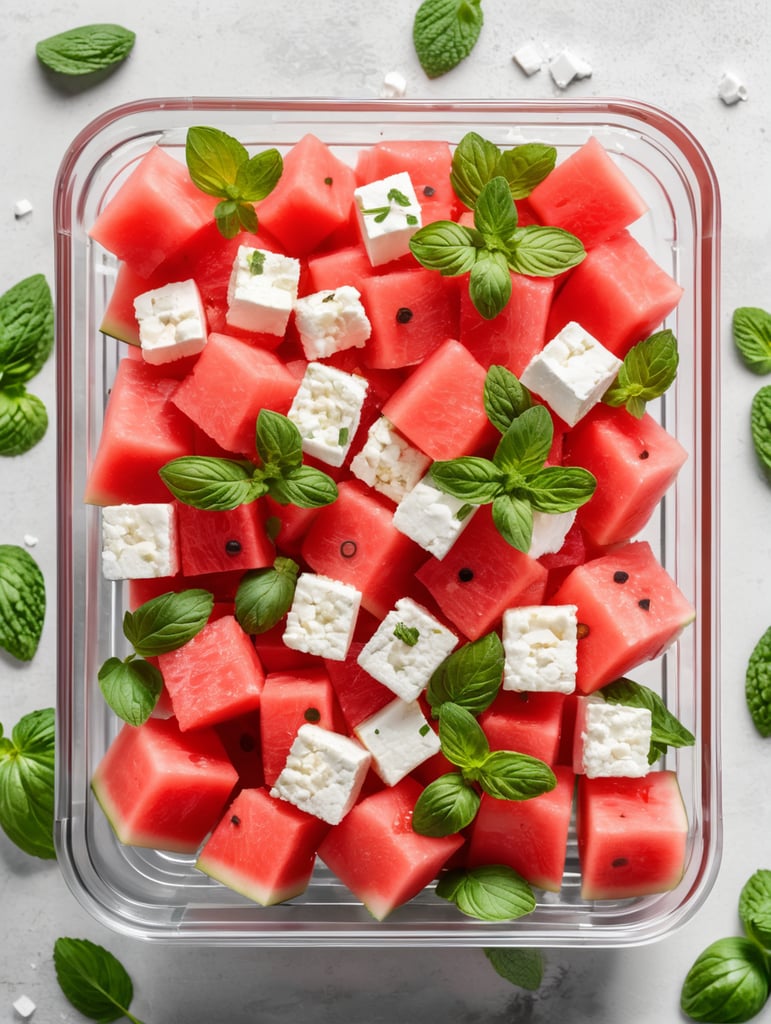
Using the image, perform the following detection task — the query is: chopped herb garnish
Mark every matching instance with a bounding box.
[248,250,266,274]
[394,622,420,646]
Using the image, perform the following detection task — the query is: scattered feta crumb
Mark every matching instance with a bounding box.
[23,534,39,548]
[548,49,592,89]
[14,199,33,219]
[718,71,748,105]
[380,70,407,98]
[13,994,36,1019]
[512,41,543,76]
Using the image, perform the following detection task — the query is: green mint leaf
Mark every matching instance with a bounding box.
[0,274,54,387]
[35,24,135,75]
[53,937,147,1024]
[393,622,420,646]
[450,132,502,209]
[491,492,533,552]
[235,557,299,635]
[600,677,695,762]
[739,870,771,950]
[0,544,45,661]
[267,464,339,509]
[186,126,249,197]
[159,455,264,510]
[483,364,532,434]
[411,772,480,837]
[213,199,243,240]
[0,385,48,455]
[492,403,553,477]
[469,248,512,320]
[477,749,557,801]
[473,176,518,242]
[507,225,586,278]
[751,385,771,478]
[746,625,771,737]
[409,220,480,276]
[235,148,283,202]
[496,144,557,199]
[0,708,55,859]
[733,307,771,375]
[427,631,504,717]
[438,701,490,769]
[523,465,597,514]
[97,657,162,726]
[429,455,503,504]
[122,588,214,657]
[680,937,769,1024]
[436,865,536,922]
[255,409,304,476]
[234,200,259,235]
[413,0,484,79]
[484,947,545,990]
[603,330,679,417]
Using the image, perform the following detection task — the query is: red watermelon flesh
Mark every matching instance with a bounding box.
[174,500,273,577]
[323,641,395,730]
[354,139,456,224]
[478,691,566,765]
[306,243,376,294]
[214,710,264,788]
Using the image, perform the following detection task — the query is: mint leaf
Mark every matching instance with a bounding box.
[159,455,265,510]
[491,492,533,551]
[267,464,339,509]
[235,557,299,635]
[427,632,505,717]
[408,220,480,276]
[411,772,480,837]
[476,749,557,801]
[438,702,490,769]
[680,937,769,1024]
[53,937,146,1024]
[413,0,483,79]
[235,148,285,203]
[0,708,55,859]
[507,225,585,277]
[474,176,518,241]
[255,409,304,475]
[746,625,771,737]
[122,588,213,657]
[603,330,679,418]
[450,132,502,210]
[484,947,545,990]
[733,307,771,375]
[393,622,420,646]
[600,677,695,762]
[97,657,162,726]
[469,248,512,320]
[436,865,536,921]
[739,870,771,950]
[497,144,557,200]
[0,544,45,661]
[0,274,54,387]
[35,24,135,75]
[0,385,48,455]
[483,364,532,434]
[751,386,771,477]
[186,126,248,196]
[523,465,597,513]
[492,404,553,477]
[429,456,503,503]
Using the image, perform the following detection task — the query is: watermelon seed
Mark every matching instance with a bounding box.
[231,815,241,826]
[458,567,474,582]
[239,733,256,752]
[340,540,357,558]
[396,307,413,324]
[304,706,321,723]
[577,622,590,639]
[225,539,242,555]
[638,598,651,611]
[324,176,333,185]
[422,185,435,196]
[639,449,650,459]
[611,857,628,868]
[613,570,629,583]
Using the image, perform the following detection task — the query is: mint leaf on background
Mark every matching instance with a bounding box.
[739,870,771,950]
[745,625,771,737]
[0,708,55,859]
[0,544,45,661]
[36,24,135,75]
[750,386,771,477]
[413,0,484,79]
[0,274,54,387]
[680,936,769,1023]
[0,386,48,455]
[53,938,147,1024]
[733,307,771,375]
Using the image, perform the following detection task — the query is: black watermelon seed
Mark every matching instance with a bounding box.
[577,622,590,639]
[304,707,321,723]
[423,185,435,196]
[639,449,650,460]
[225,539,242,555]
[231,815,241,826]
[239,733,256,752]
[340,540,357,558]
[638,598,651,611]
[396,307,413,324]
[458,567,474,582]
[611,857,628,868]
[613,570,629,584]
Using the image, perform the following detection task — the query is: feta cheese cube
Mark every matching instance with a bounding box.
[354,698,441,785]
[502,604,578,693]
[101,503,178,580]
[393,473,477,559]
[13,994,36,1019]
[349,416,431,505]
[356,597,457,702]
[226,245,300,335]
[293,285,371,360]
[270,723,371,824]
[548,49,592,89]
[520,321,622,427]
[282,572,361,661]
[354,170,422,266]
[528,509,576,559]
[134,278,207,364]
[512,41,543,76]
[718,71,748,105]
[575,696,652,778]
[287,361,368,468]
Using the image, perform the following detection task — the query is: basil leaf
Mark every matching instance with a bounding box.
[159,455,263,510]
[751,386,771,477]
[412,0,484,79]
[492,403,553,477]
[186,125,249,198]
[0,385,48,455]
[603,330,679,417]
[484,947,545,990]
[97,657,162,726]
[733,306,771,375]
[53,937,146,1024]
[477,749,557,800]
[0,274,54,387]
[438,702,490,769]
[437,865,536,921]
[0,708,55,859]
[496,144,557,199]
[680,937,769,1024]
[409,220,480,276]
[491,492,533,552]
[524,465,597,513]
[474,177,518,242]
[235,148,284,202]
[600,677,695,761]
[507,225,586,277]
[35,24,135,75]
[0,544,45,661]
[746,625,771,738]
[235,557,299,635]
[483,364,532,434]
[268,465,338,509]
[450,132,502,210]
[411,772,480,837]
[469,249,512,321]
[255,409,304,475]
[122,588,213,657]
[739,870,771,950]
[429,456,503,503]
[427,632,505,717]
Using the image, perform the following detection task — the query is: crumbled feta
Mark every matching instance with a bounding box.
[22,534,38,548]
[520,321,622,427]
[13,199,33,219]
[270,723,371,824]
[101,503,178,580]
[134,278,207,364]
[576,696,652,778]
[293,285,371,360]
[512,41,543,76]
[349,416,431,505]
[356,596,457,702]
[226,245,300,335]
[548,49,593,89]
[354,698,441,785]
[282,572,362,661]
[528,509,576,559]
[502,604,578,693]
[13,994,36,1019]
[380,70,407,97]
[718,71,748,105]
[392,473,478,559]
[287,361,368,468]
[354,171,422,267]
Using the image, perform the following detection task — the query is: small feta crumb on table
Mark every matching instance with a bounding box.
[548,49,592,89]
[13,994,36,1019]
[13,198,33,219]
[270,723,371,824]
[502,604,578,694]
[226,245,301,335]
[350,416,431,505]
[718,71,748,105]
[392,473,478,559]
[293,285,371,360]
[512,41,543,76]
[287,361,369,468]
[101,502,178,580]
[354,170,422,267]
[380,70,407,97]
[354,698,441,785]
[22,533,38,548]
[356,596,457,702]
[520,320,622,427]
[282,572,362,661]
[575,696,652,778]
[134,278,207,364]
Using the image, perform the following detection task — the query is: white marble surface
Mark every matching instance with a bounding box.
[1,1,770,1021]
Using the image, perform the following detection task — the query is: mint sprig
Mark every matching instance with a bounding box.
[436,864,536,922]
[36,24,135,75]
[600,677,695,763]
[0,544,46,661]
[733,307,771,375]
[0,708,55,859]
[186,126,283,239]
[413,0,484,79]
[53,938,147,1024]
[235,556,299,635]
[603,329,679,418]
[450,132,557,209]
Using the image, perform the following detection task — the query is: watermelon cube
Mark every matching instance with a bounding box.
[214,710,264,788]
[174,500,273,577]
[478,691,566,765]
[323,641,396,730]
[354,139,456,224]
[306,243,376,294]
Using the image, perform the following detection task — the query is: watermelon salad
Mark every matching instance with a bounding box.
[83,123,697,923]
